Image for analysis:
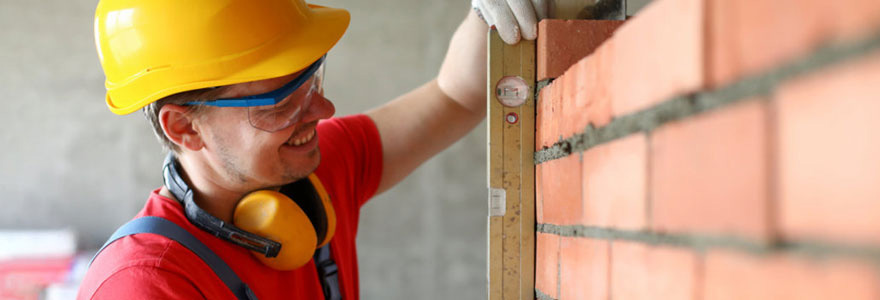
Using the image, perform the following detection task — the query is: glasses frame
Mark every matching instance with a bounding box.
[187,56,326,108]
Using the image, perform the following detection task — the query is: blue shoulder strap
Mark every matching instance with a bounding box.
[313,245,342,300]
[90,216,258,300]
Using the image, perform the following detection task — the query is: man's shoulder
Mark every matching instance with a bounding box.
[93,191,192,272]
[78,232,231,299]
[78,191,230,299]
[92,232,190,267]
[315,115,383,209]
[78,233,191,296]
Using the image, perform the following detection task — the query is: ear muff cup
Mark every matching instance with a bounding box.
[232,174,336,270]
[281,174,336,247]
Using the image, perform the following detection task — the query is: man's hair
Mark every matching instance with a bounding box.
[143,87,230,153]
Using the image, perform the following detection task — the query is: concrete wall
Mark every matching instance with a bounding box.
[0,0,486,298]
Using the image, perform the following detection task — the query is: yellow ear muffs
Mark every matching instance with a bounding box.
[231,174,336,271]
[234,190,317,270]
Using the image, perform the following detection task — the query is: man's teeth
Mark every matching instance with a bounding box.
[288,130,315,146]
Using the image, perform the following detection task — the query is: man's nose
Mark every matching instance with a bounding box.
[300,93,336,124]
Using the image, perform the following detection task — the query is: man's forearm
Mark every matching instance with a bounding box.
[437,10,489,116]
[366,79,484,195]
[364,10,490,195]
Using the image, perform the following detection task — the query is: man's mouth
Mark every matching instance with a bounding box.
[286,129,316,146]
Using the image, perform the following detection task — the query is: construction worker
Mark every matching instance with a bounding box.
[78,0,545,299]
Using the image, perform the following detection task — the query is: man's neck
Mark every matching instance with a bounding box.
[166,155,247,223]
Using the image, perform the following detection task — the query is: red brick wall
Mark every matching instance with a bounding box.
[534,0,880,299]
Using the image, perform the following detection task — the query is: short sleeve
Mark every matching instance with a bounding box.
[87,266,205,300]
[314,114,384,209]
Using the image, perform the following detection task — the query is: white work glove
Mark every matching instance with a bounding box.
[472,0,550,44]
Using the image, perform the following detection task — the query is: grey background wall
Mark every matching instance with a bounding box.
[315,1,488,299]
[0,0,485,299]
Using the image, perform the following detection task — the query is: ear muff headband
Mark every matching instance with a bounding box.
[162,154,282,257]
[308,173,336,247]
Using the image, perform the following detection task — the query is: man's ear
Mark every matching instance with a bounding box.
[159,104,205,151]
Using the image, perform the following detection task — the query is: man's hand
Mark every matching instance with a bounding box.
[436,1,545,114]
[472,0,549,45]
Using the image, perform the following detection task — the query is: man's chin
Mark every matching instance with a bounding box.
[279,150,321,183]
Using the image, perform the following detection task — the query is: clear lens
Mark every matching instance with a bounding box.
[247,64,324,132]
[314,63,324,95]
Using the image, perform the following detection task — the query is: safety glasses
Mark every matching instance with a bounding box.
[188,56,325,132]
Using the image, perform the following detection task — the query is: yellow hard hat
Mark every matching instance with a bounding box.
[94,0,350,115]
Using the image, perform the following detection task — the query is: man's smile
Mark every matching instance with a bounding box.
[287,129,316,147]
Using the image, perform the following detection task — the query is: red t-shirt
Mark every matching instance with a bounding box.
[78,115,383,300]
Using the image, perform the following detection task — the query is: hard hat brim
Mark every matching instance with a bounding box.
[105,5,350,115]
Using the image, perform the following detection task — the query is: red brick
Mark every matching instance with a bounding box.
[536,98,544,151]
[651,100,771,239]
[707,0,880,87]
[537,19,624,81]
[559,237,610,300]
[609,0,704,116]
[574,43,615,128]
[553,82,566,144]
[537,83,561,149]
[704,251,880,300]
[546,82,563,146]
[558,71,589,139]
[544,38,618,141]
[542,0,719,135]
[540,154,583,225]
[611,241,699,300]
[536,163,544,224]
[776,51,880,244]
[564,43,617,135]
[535,233,560,298]
[535,87,553,148]
[581,134,648,230]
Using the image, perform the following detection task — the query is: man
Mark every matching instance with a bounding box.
[78,0,544,298]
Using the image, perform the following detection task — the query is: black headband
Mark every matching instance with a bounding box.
[162,154,282,258]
